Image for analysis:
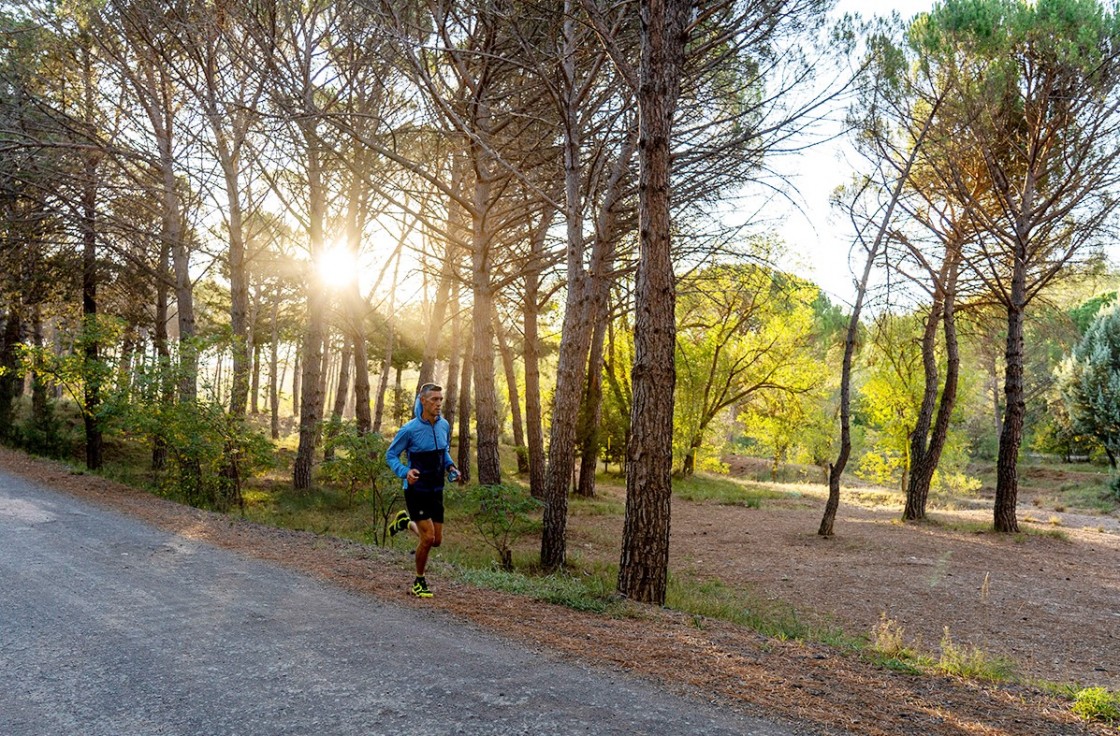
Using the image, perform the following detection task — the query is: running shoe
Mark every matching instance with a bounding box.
[388,509,410,537]
[411,576,433,598]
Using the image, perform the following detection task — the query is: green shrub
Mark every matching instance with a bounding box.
[466,483,542,571]
[319,423,402,545]
[1072,687,1120,724]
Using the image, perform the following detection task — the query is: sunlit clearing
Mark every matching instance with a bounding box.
[318,244,357,288]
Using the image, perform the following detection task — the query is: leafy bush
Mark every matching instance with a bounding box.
[319,423,402,545]
[139,400,272,511]
[467,483,541,571]
[111,359,273,511]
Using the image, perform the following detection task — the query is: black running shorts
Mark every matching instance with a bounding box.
[404,488,444,524]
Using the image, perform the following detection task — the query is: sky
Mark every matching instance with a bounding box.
[770,0,935,306]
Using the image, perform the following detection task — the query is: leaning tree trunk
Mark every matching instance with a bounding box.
[541,3,596,570]
[617,0,689,605]
[903,299,944,520]
[904,255,961,521]
[819,94,943,537]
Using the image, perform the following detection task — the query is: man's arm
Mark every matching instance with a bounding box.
[385,426,411,480]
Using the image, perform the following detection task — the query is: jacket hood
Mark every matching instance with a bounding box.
[414,395,422,420]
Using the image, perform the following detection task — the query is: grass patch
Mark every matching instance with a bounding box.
[452,565,625,615]
[1071,686,1120,724]
[241,481,379,541]
[666,576,855,646]
[864,614,934,675]
[937,628,1017,683]
[672,473,787,507]
[568,492,626,517]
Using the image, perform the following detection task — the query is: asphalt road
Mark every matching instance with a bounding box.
[0,468,821,736]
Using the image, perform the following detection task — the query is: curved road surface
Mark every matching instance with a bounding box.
[0,469,821,736]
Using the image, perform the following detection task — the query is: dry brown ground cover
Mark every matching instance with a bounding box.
[3,445,1118,736]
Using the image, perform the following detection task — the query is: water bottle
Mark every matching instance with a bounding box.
[447,467,460,483]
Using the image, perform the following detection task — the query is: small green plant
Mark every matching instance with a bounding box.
[1071,686,1120,724]
[865,613,929,674]
[467,483,542,571]
[937,628,1016,683]
[319,423,402,545]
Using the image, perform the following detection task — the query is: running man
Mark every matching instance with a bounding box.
[385,382,461,598]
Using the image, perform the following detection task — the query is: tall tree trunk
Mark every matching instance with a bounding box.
[418,249,456,390]
[576,294,611,497]
[0,305,21,441]
[470,137,502,486]
[293,129,327,491]
[269,290,280,440]
[152,237,171,470]
[458,329,474,482]
[372,317,394,435]
[347,281,371,434]
[324,338,352,461]
[30,304,50,428]
[444,284,462,433]
[79,42,103,471]
[541,3,595,570]
[251,339,261,415]
[523,215,550,499]
[494,309,527,473]
[994,257,1027,533]
[225,161,251,418]
[617,0,689,605]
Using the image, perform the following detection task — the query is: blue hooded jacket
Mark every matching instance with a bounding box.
[385,395,454,491]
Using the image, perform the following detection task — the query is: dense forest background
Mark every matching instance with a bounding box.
[4,0,1120,604]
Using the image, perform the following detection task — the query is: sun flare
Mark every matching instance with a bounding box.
[318,244,357,288]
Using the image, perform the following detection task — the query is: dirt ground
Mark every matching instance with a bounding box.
[3,445,1117,736]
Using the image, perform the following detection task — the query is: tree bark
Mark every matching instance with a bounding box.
[293,124,328,491]
[324,338,352,461]
[250,338,261,415]
[994,255,1027,533]
[470,134,502,486]
[269,290,281,440]
[0,305,21,442]
[494,309,527,473]
[457,328,474,482]
[152,233,171,470]
[904,254,961,521]
[523,214,550,499]
[617,0,689,605]
[444,281,461,432]
[576,313,610,497]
